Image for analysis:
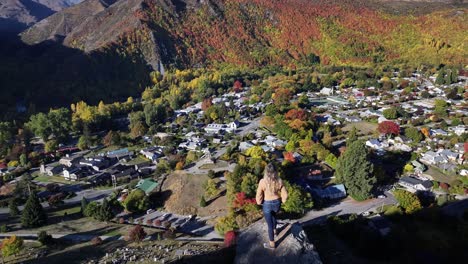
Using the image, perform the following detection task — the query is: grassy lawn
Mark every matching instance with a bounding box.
[343,121,377,135]
[124,155,150,166]
[49,205,81,217]
[34,175,74,184]
[425,165,458,184]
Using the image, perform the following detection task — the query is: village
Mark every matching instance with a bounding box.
[0,68,467,263]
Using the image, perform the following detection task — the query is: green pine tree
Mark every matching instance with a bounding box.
[346,126,358,146]
[98,198,114,222]
[8,199,19,217]
[80,197,88,215]
[435,69,445,85]
[335,140,375,201]
[200,196,207,207]
[21,192,47,228]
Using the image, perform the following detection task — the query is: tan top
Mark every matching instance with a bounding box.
[256,178,288,205]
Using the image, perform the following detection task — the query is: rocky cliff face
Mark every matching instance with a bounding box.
[235,221,322,264]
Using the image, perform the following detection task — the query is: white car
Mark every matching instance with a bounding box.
[362,211,371,217]
[146,209,155,214]
[377,195,386,199]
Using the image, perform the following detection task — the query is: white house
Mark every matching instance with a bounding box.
[448,125,466,136]
[264,136,287,148]
[239,141,254,152]
[420,151,445,165]
[320,87,333,96]
[398,176,433,191]
[366,139,389,150]
[204,122,238,134]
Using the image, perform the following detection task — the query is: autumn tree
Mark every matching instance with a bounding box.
[240,173,258,198]
[335,140,375,201]
[273,88,292,110]
[377,121,400,137]
[103,131,120,147]
[128,225,147,242]
[1,236,23,258]
[421,127,431,138]
[393,189,421,213]
[281,182,313,214]
[123,189,149,213]
[245,146,266,159]
[204,179,218,199]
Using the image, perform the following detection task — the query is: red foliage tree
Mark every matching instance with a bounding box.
[233,80,243,93]
[440,182,449,190]
[283,152,296,163]
[128,225,147,242]
[146,219,152,225]
[232,192,256,209]
[119,217,125,224]
[224,230,237,247]
[201,98,213,111]
[153,219,162,227]
[377,121,400,137]
[284,109,308,121]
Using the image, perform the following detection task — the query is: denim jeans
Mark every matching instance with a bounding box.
[263,199,281,241]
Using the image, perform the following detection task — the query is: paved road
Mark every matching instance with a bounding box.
[0,187,117,217]
[0,233,114,242]
[299,191,397,225]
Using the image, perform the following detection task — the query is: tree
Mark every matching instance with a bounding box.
[1,236,23,258]
[393,189,421,213]
[215,214,238,235]
[272,88,292,110]
[404,164,414,173]
[232,192,256,209]
[123,189,149,213]
[144,103,167,127]
[44,140,58,153]
[245,146,266,159]
[435,69,445,85]
[281,182,314,214]
[335,140,375,201]
[38,231,53,245]
[8,199,19,217]
[130,121,147,139]
[21,192,47,228]
[128,225,146,242]
[77,135,90,150]
[240,173,258,198]
[204,179,218,199]
[434,99,448,117]
[377,121,400,137]
[80,197,88,215]
[405,127,422,143]
[103,131,120,147]
[382,107,398,119]
[421,127,431,138]
[19,154,28,167]
[283,152,296,163]
[199,196,207,207]
[325,153,338,169]
[98,198,114,222]
[347,126,358,146]
[84,201,100,218]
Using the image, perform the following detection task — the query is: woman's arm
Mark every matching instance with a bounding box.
[255,179,264,205]
[280,185,288,203]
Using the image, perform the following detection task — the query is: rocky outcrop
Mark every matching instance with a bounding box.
[235,221,322,264]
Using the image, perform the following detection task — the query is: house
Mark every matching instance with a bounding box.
[110,165,137,182]
[411,160,426,173]
[320,87,333,96]
[430,129,448,137]
[368,214,392,236]
[239,141,255,152]
[107,148,134,160]
[63,166,82,181]
[264,136,287,148]
[393,143,412,152]
[87,173,111,185]
[209,121,238,134]
[59,154,82,167]
[448,125,466,136]
[140,147,163,163]
[135,178,159,195]
[366,139,388,150]
[398,176,433,191]
[40,164,64,176]
[420,151,445,165]
[79,156,110,171]
[312,184,347,199]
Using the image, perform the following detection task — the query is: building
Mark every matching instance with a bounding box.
[140,147,163,163]
[204,121,238,134]
[79,156,110,171]
[59,155,82,167]
[448,125,466,136]
[366,139,388,150]
[136,178,159,195]
[40,164,64,176]
[63,166,82,181]
[107,148,134,160]
[398,176,433,191]
[411,160,426,173]
[312,184,347,199]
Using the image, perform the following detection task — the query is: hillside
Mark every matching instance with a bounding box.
[0,0,466,116]
[0,0,83,33]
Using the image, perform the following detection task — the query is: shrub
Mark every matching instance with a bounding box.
[128,225,146,242]
[91,236,103,245]
[440,182,450,191]
[38,231,53,245]
[224,231,237,247]
[123,189,149,213]
[1,236,23,258]
[0,224,9,233]
[162,229,175,239]
[393,189,422,213]
[215,214,238,235]
[232,192,256,209]
[119,217,125,224]
[200,196,207,207]
[162,221,171,229]
[153,219,162,227]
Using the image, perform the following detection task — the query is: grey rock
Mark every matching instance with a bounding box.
[235,221,322,264]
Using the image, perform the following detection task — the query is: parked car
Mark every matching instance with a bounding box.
[161,213,172,220]
[146,209,155,214]
[377,195,386,199]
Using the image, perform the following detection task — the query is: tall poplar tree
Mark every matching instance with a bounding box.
[335,140,375,201]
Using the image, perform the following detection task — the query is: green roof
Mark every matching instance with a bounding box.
[136,179,158,195]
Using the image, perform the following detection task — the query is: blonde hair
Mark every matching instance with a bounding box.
[263,163,282,194]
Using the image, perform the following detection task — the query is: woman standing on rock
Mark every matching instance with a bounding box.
[256,162,288,249]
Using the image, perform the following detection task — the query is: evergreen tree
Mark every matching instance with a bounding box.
[21,192,47,228]
[435,69,445,85]
[98,198,114,222]
[8,199,19,217]
[200,196,207,207]
[335,140,375,201]
[346,126,358,146]
[81,197,88,215]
